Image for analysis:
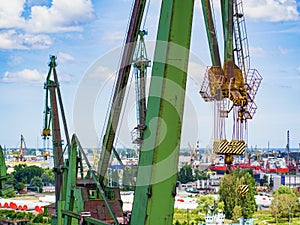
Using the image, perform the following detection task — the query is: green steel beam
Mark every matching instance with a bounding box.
[63,136,77,225]
[130,0,194,224]
[221,0,234,63]
[201,0,221,67]
[98,0,147,185]
[0,146,14,196]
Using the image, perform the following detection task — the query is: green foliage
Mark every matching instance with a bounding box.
[30,176,43,193]
[32,214,44,223]
[0,210,35,220]
[6,176,17,186]
[196,195,223,214]
[174,220,180,225]
[232,205,242,222]
[194,170,209,180]
[13,165,44,184]
[292,187,300,197]
[238,173,257,218]
[15,182,25,193]
[273,185,296,196]
[41,168,55,185]
[197,195,215,214]
[178,164,194,184]
[270,192,298,223]
[219,168,257,219]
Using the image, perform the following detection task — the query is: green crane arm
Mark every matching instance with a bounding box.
[0,146,14,196]
[97,0,147,185]
[201,0,221,67]
[131,0,194,224]
[221,0,235,80]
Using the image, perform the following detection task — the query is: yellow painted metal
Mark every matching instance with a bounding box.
[213,139,246,155]
[238,185,249,196]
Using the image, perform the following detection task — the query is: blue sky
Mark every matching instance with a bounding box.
[0,0,299,150]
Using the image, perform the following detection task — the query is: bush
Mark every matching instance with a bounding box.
[32,214,44,223]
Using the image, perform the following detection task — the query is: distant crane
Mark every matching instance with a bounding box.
[131,30,151,150]
[13,134,27,162]
[199,0,262,173]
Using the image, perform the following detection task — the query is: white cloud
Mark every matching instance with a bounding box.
[249,46,268,58]
[0,0,95,49]
[57,52,75,63]
[194,0,299,22]
[102,31,125,43]
[1,69,45,83]
[278,46,289,55]
[0,0,95,33]
[0,0,26,29]
[86,65,115,81]
[0,30,52,49]
[25,0,95,33]
[243,0,299,22]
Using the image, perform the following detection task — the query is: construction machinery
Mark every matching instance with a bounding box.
[43,0,261,224]
[0,145,14,196]
[42,56,124,225]
[131,30,150,150]
[42,55,72,224]
[44,0,148,223]
[199,0,262,173]
[12,134,27,162]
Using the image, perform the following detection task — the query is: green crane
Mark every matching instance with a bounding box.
[61,0,148,224]
[0,145,14,196]
[50,0,262,224]
[43,55,71,225]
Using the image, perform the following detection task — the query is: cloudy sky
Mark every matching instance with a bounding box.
[0,0,299,151]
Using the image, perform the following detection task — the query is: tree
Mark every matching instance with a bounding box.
[237,173,257,219]
[13,165,44,184]
[273,185,295,196]
[15,182,25,193]
[178,164,194,184]
[30,176,43,193]
[270,194,281,224]
[42,168,55,185]
[194,169,209,180]
[219,168,257,219]
[270,186,298,223]
[41,172,55,185]
[232,205,242,222]
[219,173,237,219]
[196,195,224,214]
